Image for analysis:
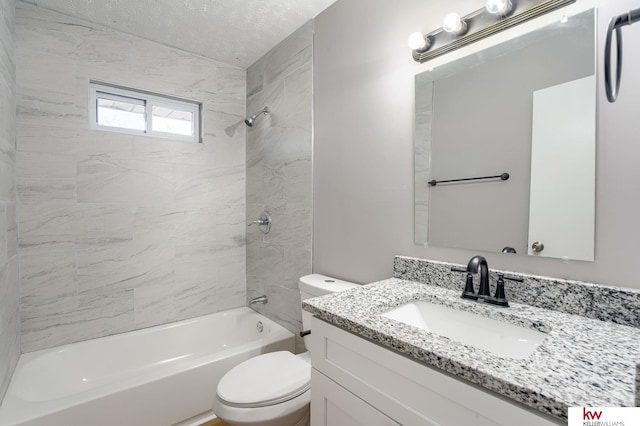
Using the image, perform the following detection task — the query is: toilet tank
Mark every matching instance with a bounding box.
[299,274,358,347]
[299,274,359,301]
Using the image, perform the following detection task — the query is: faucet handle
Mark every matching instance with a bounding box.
[500,273,524,283]
[489,273,522,307]
[452,266,478,300]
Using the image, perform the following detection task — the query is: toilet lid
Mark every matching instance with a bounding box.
[217,351,311,408]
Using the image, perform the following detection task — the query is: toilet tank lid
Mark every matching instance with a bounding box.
[299,274,359,297]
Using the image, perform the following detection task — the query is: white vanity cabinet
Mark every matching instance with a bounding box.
[309,317,563,426]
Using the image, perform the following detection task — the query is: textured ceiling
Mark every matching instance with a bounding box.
[22,0,337,68]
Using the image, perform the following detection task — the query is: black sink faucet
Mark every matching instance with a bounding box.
[466,255,490,297]
[451,256,525,307]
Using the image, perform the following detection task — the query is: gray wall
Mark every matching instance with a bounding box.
[16,2,247,352]
[0,0,19,402]
[313,0,640,290]
[246,22,313,354]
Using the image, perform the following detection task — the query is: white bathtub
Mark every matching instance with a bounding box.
[0,307,294,426]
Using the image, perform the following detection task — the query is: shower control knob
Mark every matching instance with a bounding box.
[531,241,544,253]
[248,211,271,234]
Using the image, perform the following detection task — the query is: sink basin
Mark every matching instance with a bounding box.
[381,301,546,359]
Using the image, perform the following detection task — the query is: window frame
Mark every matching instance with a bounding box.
[89,82,202,143]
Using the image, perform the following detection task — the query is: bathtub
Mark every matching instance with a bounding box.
[0,307,294,426]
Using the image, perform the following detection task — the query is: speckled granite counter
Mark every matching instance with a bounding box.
[303,278,640,420]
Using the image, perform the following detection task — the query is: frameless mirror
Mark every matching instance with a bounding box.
[414,8,596,261]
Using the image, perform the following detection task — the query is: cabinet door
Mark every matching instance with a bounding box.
[311,369,400,426]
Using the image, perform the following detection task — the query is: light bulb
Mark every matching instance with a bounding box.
[486,0,513,16]
[407,32,427,51]
[442,12,467,35]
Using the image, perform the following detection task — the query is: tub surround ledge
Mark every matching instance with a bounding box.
[303,260,640,420]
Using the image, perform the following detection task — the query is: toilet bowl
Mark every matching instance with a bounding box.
[211,274,358,426]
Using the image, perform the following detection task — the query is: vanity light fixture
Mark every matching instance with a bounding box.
[442,12,468,36]
[486,0,514,17]
[409,0,575,63]
[407,32,431,52]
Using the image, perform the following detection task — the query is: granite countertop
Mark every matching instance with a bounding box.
[302,278,640,420]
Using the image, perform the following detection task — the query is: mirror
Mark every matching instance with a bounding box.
[414,8,596,261]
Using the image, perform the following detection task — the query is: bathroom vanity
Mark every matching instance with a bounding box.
[303,257,640,425]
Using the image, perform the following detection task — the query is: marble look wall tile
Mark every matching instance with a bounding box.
[245,21,313,346]
[18,203,134,253]
[20,252,77,299]
[16,125,79,154]
[6,201,15,258]
[16,3,247,351]
[16,48,76,95]
[131,136,208,166]
[0,0,17,402]
[247,79,285,131]
[263,21,313,86]
[74,204,133,247]
[247,239,284,293]
[203,113,246,168]
[246,161,285,209]
[17,177,76,203]
[174,244,245,288]
[77,243,174,294]
[0,146,15,201]
[77,158,175,206]
[133,280,217,329]
[15,3,85,56]
[282,62,312,131]
[245,203,267,245]
[173,207,218,245]
[0,256,20,399]
[16,150,77,179]
[264,203,312,252]
[217,282,246,311]
[0,203,6,264]
[77,132,133,160]
[284,247,311,289]
[21,289,135,352]
[132,206,186,245]
[212,63,247,106]
[175,164,244,206]
[265,126,311,170]
[17,91,86,130]
[215,204,246,247]
[246,55,265,99]
[18,202,77,253]
[262,284,302,334]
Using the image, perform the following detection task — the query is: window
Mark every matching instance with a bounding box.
[89,82,201,142]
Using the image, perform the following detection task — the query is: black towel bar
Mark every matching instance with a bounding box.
[428,172,509,187]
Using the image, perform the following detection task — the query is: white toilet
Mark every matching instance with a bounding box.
[212,274,358,426]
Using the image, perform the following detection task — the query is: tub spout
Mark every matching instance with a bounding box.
[249,295,268,306]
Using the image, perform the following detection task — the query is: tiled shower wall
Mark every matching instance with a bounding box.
[0,0,19,401]
[16,2,247,352]
[246,22,313,352]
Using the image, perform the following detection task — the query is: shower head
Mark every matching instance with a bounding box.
[244,107,269,127]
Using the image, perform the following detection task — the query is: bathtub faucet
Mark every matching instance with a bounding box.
[249,295,268,306]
